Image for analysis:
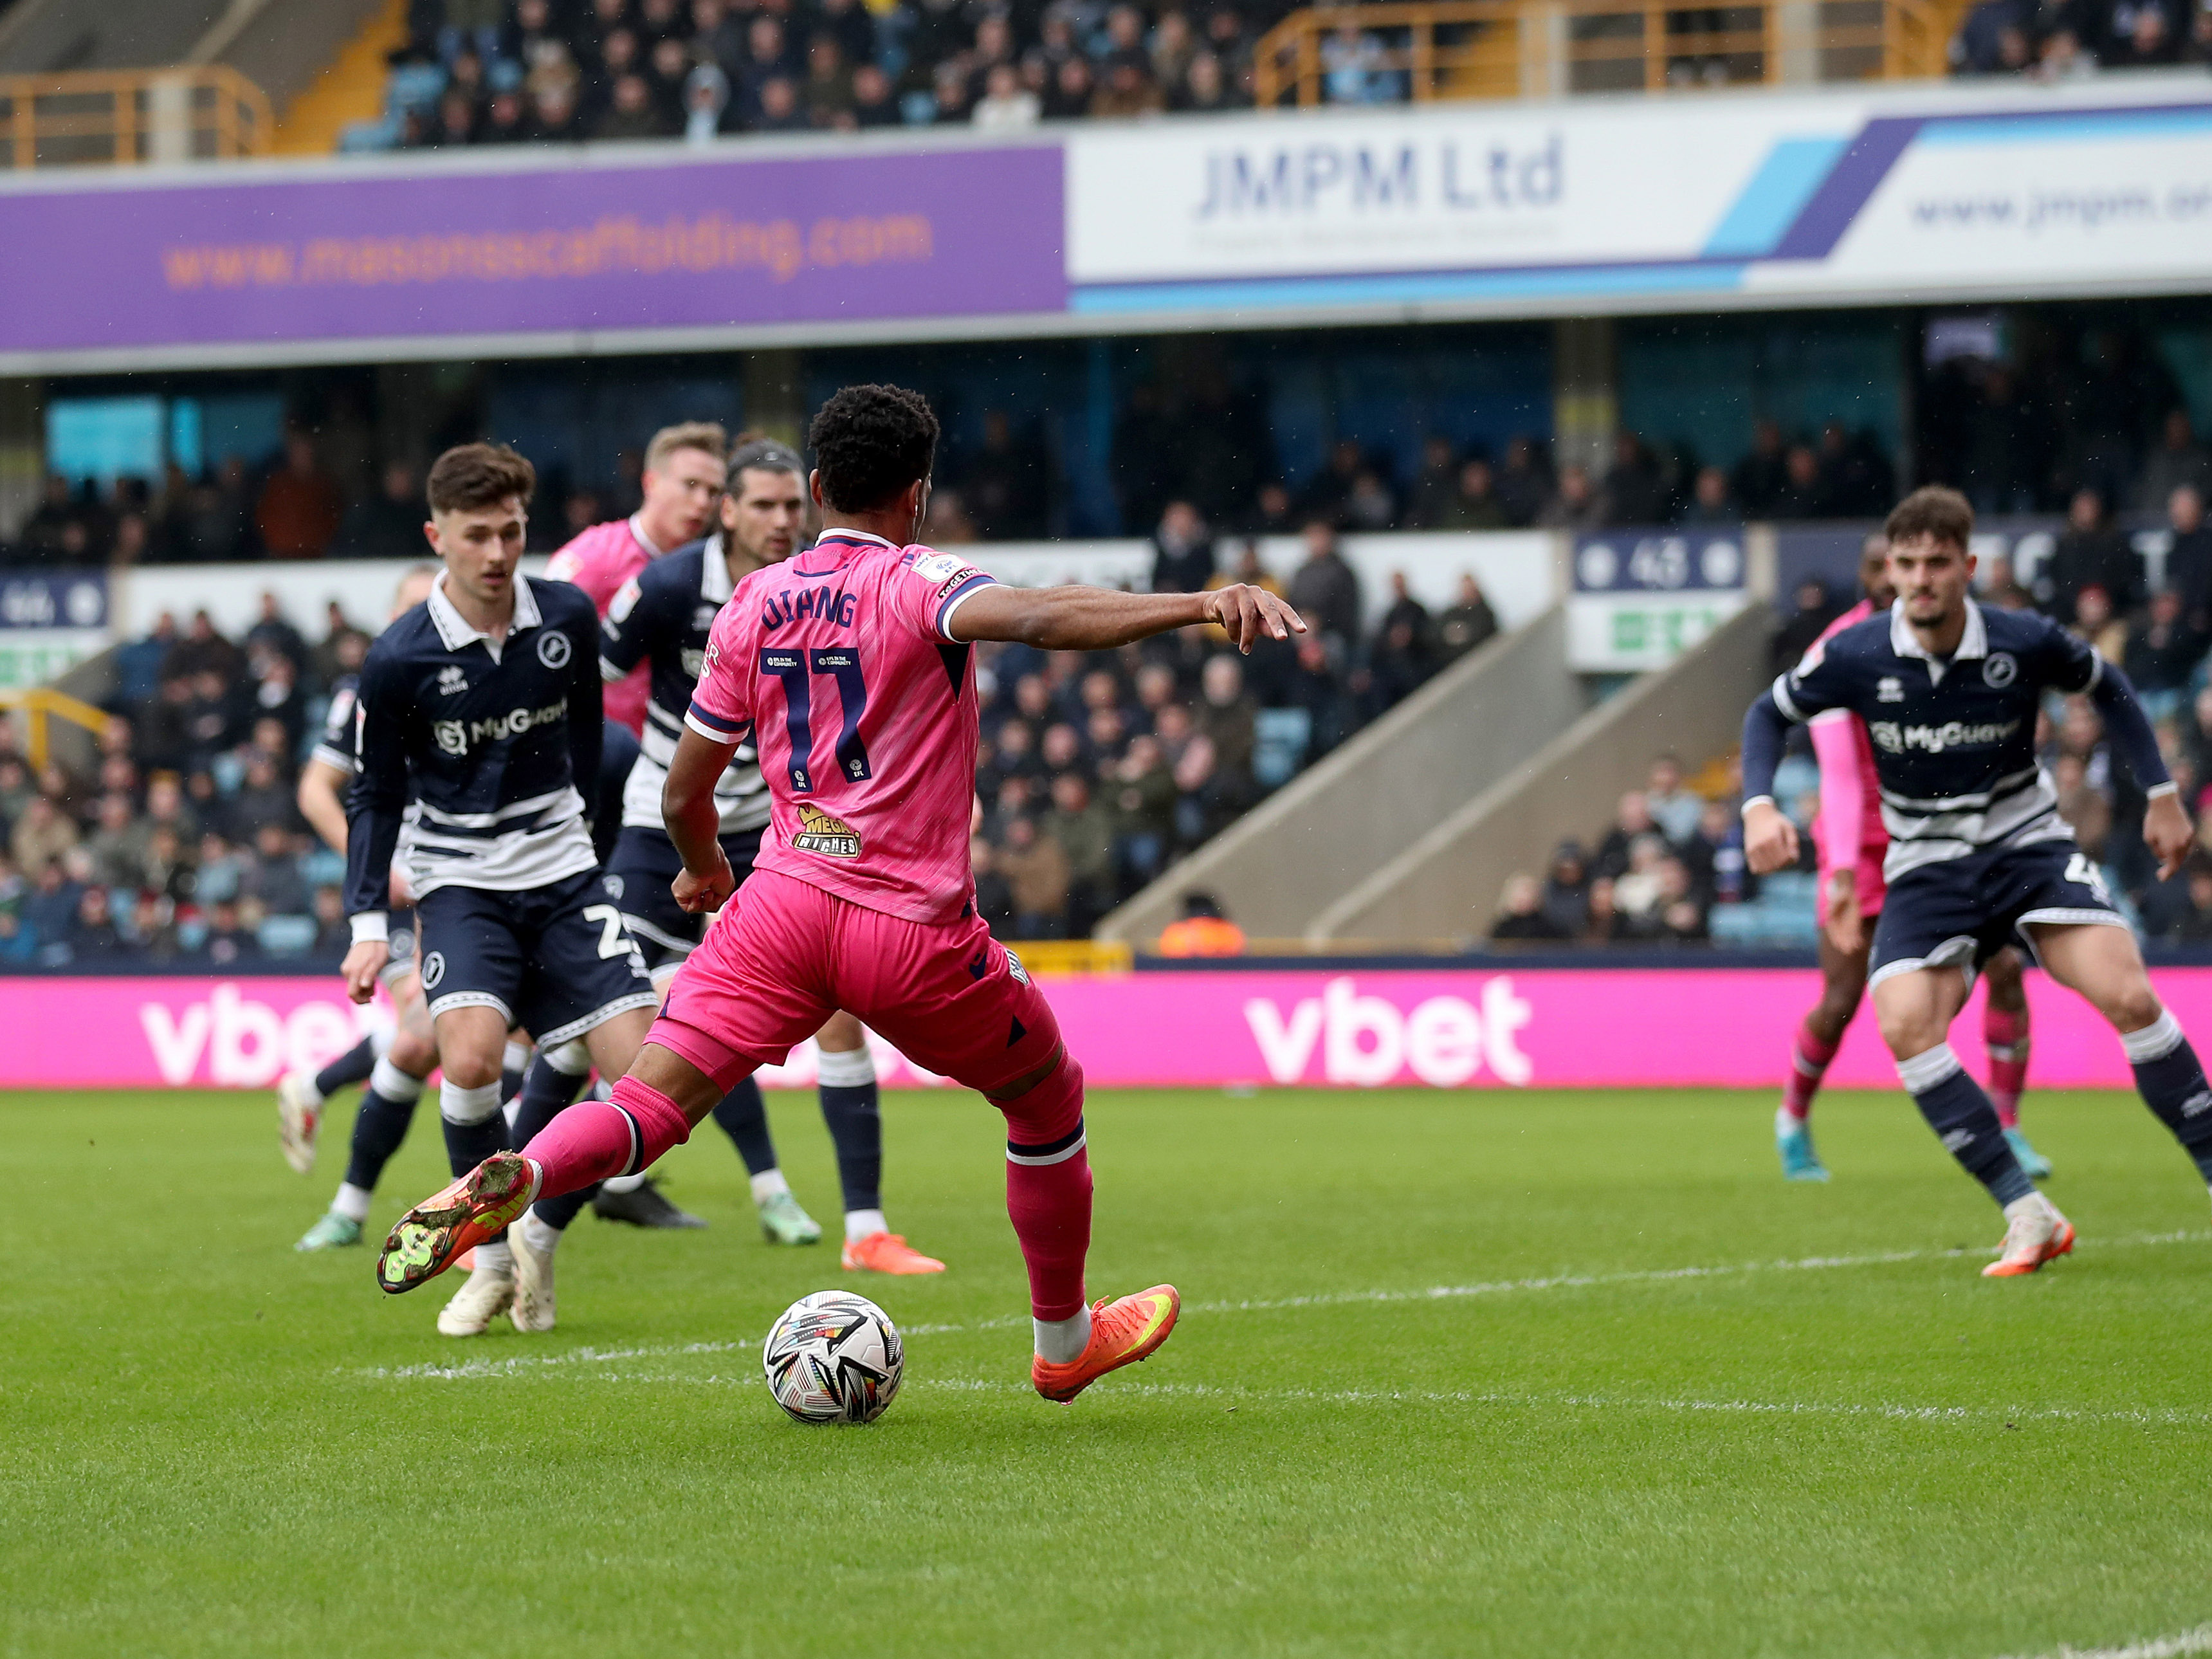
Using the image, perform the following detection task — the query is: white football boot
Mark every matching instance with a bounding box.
[277,1072,322,1175]
[1982,1193,2076,1278]
[509,1225,558,1334]
[435,1265,516,1335]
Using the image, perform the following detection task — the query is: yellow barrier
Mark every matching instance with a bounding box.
[1014,939,1136,976]
[0,66,271,168]
[0,684,110,769]
[1254,0,1956,106]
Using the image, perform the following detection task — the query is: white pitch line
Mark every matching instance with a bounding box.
[1995,1625,2212,1659]
[349,1228,2211,1384]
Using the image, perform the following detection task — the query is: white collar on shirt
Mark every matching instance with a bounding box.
[701,533,733,604]
[1888,596,1987,685]
[428,568,542,665]
[628,513,666,560]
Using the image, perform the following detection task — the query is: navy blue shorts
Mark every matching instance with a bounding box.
[1869,839,2128,990]
[414,869,659,1046]
[605,825,764,973]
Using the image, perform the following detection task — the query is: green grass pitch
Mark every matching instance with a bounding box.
[7,1083,2212,1658]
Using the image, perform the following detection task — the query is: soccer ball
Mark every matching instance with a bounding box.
[762,1290,904,1424]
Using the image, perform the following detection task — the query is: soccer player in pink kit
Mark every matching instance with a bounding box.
[1776,533,2045,1182]
[378,384,1305,1402]
[545,421,729,740]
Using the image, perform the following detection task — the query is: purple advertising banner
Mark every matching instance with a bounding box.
[0,145,1066,356]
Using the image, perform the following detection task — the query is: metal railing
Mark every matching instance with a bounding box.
[0,66,273,169]
[0,685,109,769]
[1254,0,1953,105]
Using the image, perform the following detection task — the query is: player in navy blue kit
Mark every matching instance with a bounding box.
[342,444,660,1336]
[581,436,941,1277]
[1742,486,2212,1276]
[280,564,443,1251]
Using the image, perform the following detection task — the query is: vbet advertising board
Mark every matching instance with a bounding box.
[1,75,2208,367]
[6,966,2207,1091]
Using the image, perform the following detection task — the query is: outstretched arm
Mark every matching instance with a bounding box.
[948,582,1304,654]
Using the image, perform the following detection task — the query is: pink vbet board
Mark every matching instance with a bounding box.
[5,967,2209,1090]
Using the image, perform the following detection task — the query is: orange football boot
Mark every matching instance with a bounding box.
[1031,1285,1180,1402]
[376,1153,538,1295]
[841,1232,947,1274]
[1982,1207,2076,1278]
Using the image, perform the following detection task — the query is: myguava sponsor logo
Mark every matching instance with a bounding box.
[1242,976,1534,1086]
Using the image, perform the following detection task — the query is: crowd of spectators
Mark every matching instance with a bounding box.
[0,596,379,969]
[1950,0,2212,76]
[0,524,1503,962]
[380,0,1281,148]
[971,520,1499,937]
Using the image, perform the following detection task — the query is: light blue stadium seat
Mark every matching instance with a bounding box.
[386,62,447,118]
[340,116,402,152]
[259,914,318,957]
[302,847,345,888]
[1254,707,1312,790]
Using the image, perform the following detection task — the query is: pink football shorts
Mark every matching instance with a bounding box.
[648,867,1065,1095]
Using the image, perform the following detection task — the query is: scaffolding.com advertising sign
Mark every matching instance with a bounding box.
[1063,76,2212,321]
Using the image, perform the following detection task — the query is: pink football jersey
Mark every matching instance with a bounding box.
[1806,598,1887,862]
[684,530,996,926]
[545,516,661,736]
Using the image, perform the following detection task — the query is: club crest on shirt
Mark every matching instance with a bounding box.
[1983,652,2018,688]
[792,802,863,857]
[537,630,572,670]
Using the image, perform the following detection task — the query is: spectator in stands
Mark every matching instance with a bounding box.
[1980,553,2037,611]
[1601,432,1668,526]
[1679,466,1738,526]
[1285,520,1362,645]
[598,71,677,138]
[1343,471,1397,532]
[1360,574,1435,714]
[2069,583,2129,663]
[21,855,84,954]
[1403,436,1460,529]
[83,794,143,892]
[65,884,126,964]
[1644,754,1705,844]
[2135,408,2210,509]
[336,461,425,558]
[2149,856,2212,940]
[1537,464,1604,531]
[2045,487,2141,621]
[2126,587,2204,720]
[1043,772,1117,933]
[197,897,260,966]
[1196,654,1259,784]
[10,794,77,880]
[1770,443,1829,520]
[1730,419,1789,518]
[850,63,899,126]
[975,61,1041,126]
[255,434,343,560]
[1540,840,1591,936]
[1685,798,1753,905]
[528,73,587,141]
[1297,440,1367,526]
[998,814,1071,939]
[1492,438,1550,527]
[1158,891,1247,956]
[2168,485,2212,630]
[1108,733,1176,888]
[1436,573,1499,662]
[1429,459,1509,530]
[1491,873,1571,943]
[1044,55,1097,118]
[1151,500,1216,592]
[1594,790,1657,881]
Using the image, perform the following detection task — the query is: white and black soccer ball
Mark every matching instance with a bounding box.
[762,1290,904,1425]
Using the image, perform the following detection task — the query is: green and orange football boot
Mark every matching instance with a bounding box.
[376,1153,538,1296]
[1031,1285,1180,1402]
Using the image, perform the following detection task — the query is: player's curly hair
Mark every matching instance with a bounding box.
[807,384,938,514]
[426,443,535,515]
[1885,486,1973,551]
